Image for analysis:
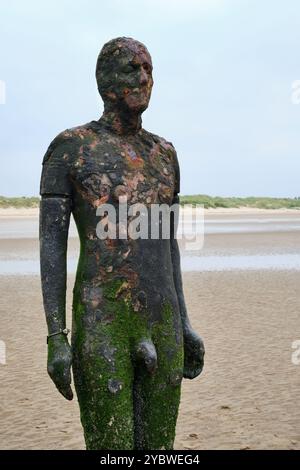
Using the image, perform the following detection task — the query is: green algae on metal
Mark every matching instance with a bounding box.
[40,36,205,450]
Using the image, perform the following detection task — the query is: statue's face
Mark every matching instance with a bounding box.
[102,46,153,113]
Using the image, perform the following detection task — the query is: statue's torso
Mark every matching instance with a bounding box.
[41,121,181,325]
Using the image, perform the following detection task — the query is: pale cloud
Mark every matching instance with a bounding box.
[0,0,300,197]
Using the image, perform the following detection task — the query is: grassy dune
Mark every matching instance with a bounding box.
[179,195,300,209]
[0,196,40,208]
[0,195,300,210]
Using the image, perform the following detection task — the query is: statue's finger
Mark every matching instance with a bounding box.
[58,384,74,401]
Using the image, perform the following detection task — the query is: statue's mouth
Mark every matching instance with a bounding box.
[123,86,149,97]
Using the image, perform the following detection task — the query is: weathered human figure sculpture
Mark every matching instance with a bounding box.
[40,37,205,450]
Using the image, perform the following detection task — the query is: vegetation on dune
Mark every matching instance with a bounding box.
[0,196,40,208]
[179,195,300,209]
[0,195,300,210]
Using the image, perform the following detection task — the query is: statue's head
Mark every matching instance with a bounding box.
[96,37,153,114]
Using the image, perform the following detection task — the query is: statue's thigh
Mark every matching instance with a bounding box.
[134,338,184,450]
[72,323,135,450]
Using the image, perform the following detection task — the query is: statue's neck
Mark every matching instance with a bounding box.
[99,109,142,136]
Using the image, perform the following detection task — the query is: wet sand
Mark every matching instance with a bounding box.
[0,209,300,449]
[0,272,299,450]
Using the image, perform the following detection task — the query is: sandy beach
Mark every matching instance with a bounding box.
[1,206,299,218]
[0,209,300,449]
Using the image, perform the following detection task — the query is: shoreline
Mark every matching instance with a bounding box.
[1,206,300,218]
[0,210,299,449]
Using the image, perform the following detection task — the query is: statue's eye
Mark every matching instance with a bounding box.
[143,63,152,74]
[122,64,136,73]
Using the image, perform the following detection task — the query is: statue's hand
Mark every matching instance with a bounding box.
[183,326,205,379]
[47,335,73,400]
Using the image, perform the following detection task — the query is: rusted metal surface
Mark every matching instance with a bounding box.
[40,37,204,450]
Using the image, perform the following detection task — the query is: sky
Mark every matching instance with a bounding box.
[0,0,299,197]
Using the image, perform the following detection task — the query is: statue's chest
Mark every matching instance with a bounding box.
[70,138,176,207]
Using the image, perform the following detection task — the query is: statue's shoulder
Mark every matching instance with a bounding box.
[42,122,98,164]
[142,129,177,155]
[142,129,179,170]
[143,129,180,192]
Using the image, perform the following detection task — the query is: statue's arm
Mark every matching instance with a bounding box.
[39,131,76,399]
[170,198,192,333]
[170,148,205,379]
[40,196,70,335]
[40,195,73,400]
